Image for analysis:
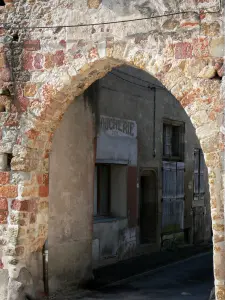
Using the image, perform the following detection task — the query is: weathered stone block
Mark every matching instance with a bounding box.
[37,173,49,185]
[19,185,39,198]
[44,53,55,69]
[0,172,10,185]
[24,83,37,98]
[174,42,192,59]
[87,0,101,9]
[54,50,65,67]
[23,40,41,51]
[197,65,216,78]
[0,185,17,198]
[39,185,49,197]
[0,211,8,224]
[210,37,225,58]
[0,198,7,210]
[201,22,220,36]
[192,38,209,58]
[9,212,28,226]
[11,199,37,212]
[23,52,34,70]
[34,53,43,70]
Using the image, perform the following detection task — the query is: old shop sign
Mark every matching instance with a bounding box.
[100,115,137,138]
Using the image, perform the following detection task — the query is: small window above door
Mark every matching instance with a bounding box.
[163,119,185,161]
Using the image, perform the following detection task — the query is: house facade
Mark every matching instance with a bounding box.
[91,66,211,267]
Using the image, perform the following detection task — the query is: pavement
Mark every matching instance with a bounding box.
[80,252,213,300]
[48,244,213,300]
[90,243,212,288]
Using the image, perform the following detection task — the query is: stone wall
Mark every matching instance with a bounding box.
[0,0,224,299]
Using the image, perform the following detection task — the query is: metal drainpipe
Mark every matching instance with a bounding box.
[42,240,49,296]
[151,86,156,158]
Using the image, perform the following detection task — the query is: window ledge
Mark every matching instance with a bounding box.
[93,216,126,224]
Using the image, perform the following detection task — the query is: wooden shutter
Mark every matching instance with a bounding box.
[162,162,176,233]
[162,162,184,233]
[176,162,184,230]
[176,162,184,198]
[194,149,199,194]
[199,150,205,194]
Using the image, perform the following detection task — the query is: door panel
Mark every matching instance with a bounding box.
[162,162,184,233]
[193,206,205,244]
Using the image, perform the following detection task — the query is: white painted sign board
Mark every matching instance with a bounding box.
[100,115,137,138]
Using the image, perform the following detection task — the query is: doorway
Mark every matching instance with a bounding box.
[193,206,205,244]
[140,170,157,244]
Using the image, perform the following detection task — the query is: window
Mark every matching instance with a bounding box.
[94,164,127,218]
[94,164,111,216]
[194,149,205,201]
[163,121,184,160]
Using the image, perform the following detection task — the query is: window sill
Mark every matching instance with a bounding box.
[93,216,126,224]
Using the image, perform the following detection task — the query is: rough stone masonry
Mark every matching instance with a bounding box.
[0,0,224,299]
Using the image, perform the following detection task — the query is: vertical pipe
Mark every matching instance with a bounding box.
[151,87,156,158]
[42,240,49,296]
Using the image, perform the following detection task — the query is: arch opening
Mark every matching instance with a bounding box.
[43,64,214,294]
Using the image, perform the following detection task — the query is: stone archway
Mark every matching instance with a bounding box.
[7,48,224,298]
[0,0,224,298]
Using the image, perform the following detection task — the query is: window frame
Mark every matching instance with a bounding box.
[163,119,185,162]
[94,164,111,217]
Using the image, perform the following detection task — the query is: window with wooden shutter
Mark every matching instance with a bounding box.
[194,149,205,201]
[162,161,184,233]
[163,120,184,161]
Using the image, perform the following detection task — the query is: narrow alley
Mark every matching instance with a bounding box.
[79,252,213,300]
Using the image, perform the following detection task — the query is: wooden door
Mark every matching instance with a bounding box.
[162,162,184,234]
